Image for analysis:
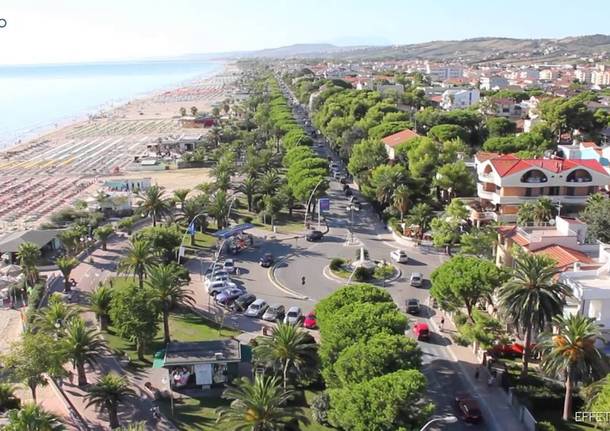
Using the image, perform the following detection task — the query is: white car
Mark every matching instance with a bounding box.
[205,269,228,280]
[410,272,424,287]
[204,273,230,286]
[284,306,302,325]
[245,299,268,318]
[206,280,237,296]
[223,259,236,274]
[390,249,409,263]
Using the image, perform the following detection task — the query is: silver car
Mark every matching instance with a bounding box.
[262,304,285,322]
[284,306,302,325]
[245,299,268,318]
[410,272,424,287]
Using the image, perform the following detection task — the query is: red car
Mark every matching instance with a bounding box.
[487,341,536,358]
[455,392,482,423]
[412,322,430,341]
[303,312,317,329]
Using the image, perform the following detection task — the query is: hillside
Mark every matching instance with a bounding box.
[238,35,610,64]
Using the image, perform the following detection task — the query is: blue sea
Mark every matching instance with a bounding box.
[0,59,223,148]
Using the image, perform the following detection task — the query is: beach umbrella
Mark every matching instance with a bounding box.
[0,264,22,277]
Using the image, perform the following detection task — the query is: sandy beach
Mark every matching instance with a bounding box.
[0,63,239,232]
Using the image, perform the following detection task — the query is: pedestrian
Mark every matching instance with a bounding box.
[235,267,240,276]
[67,371,74,385]
[301,276,306,286]
[474,367,480,380]
[440,316,445,332]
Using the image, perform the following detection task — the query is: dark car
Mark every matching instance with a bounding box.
[406,299,420,315]
[306,230,324,242]
[342,183,350,192]
[232,293,256,312]
[455,393,483,423]
[344,187,353,197]
[259,253,274,268]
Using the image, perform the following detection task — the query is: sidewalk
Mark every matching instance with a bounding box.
[428,314,525,431]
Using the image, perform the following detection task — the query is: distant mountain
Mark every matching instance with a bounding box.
[323,34,610,64]
[183,34,610,64]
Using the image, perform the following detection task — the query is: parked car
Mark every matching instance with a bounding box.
[245,299,268,317]
[206,280,237,296]
[205,272,230,286]
[487,341,535,359]
[223,259,236,274]
[455,393,483,423]
[406,298,420,315]
[232,293,256,312]
[306,230,324,242]
[204,269,228,281]
[262,304,285,322]
[339,176,347,184]
[344,188,353,197]
[284,306,302,325]
[342,183,350,192]
[303,312,317,329]
[410,272,424,287]
[413,322,430,341]
[215,287,245,306]
[390,249,409,263]
[259,253,274,268]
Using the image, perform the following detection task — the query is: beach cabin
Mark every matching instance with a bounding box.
[161,339,247,390]
[0,229,64,264]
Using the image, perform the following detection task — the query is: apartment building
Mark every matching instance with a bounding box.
[470,152,610,223]
[480,75,509,91]
[440,88,480,110]
[425,62,464,82]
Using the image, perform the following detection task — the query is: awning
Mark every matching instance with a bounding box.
[212,223,254,240]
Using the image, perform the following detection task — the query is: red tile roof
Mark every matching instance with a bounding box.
[532,245,595,270]
[381,129,420,148]
[481,154,609,177]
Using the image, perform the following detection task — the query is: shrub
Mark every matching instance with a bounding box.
[330,258,345,271]
[373,264,394,281]
[353,266,372,282]
[537,422,556,431]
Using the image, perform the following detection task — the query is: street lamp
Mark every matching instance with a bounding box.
[304,178,325,228]
[419,415,458,431]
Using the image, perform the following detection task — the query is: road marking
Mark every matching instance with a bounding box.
[268,256,309,300]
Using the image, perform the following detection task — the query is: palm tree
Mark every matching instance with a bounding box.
[374,169,407,208]
[258,170,282,197]
[85,373,136,429]
[239,176,258,212]
[177,198,207,231]
[33,296,79,336]
[216,375,309,430]
[17,242,40,289]
[94,225,114,251]
[55,256,79,292]
[517,202,536,226]
[209,190,231,229]
[172,189,190,209]
[137,185,170,227]
[253,323,318,390]
[406,203,433,241]
[537,314,606,420]
[392,185,410,222]
[4,403,63,431]
[498,253,572,378]
[88,285,113,330]
[119,240,158,289]
[533,197,555,226]
[146,264,195,344]
[0,383,19,412]
[61,317,108,386]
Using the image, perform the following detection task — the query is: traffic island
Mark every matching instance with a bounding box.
[326,256,401,286]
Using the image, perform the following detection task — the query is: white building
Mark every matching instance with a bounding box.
[425,63,464,82]
[480,75,509,91]
[561,244,610,338]
[575,68,592,84]
[440,88,480,110]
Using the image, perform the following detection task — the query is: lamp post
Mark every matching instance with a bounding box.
[419,415,458,431]
[177,211,208,263]
[304,178,325,228]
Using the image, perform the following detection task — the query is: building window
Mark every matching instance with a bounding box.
[566,187,575,196]
[521,169,548,184]
[525,188,532,197]
[548,186,560,196]
[588,186,596,194]
[566,169,592,183]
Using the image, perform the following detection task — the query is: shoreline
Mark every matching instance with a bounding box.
[0,60,227,154]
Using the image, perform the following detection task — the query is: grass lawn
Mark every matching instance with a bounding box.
[104,312,239,367]
[157,389,334,431]
[182,231,218,249]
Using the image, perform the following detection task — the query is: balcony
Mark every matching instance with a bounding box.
[476,183,500,202]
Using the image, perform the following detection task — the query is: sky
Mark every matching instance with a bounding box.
[1,0,610,65]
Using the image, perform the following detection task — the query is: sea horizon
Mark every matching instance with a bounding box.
[0,58,225,150]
